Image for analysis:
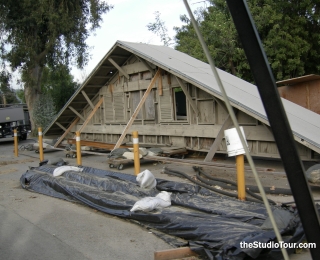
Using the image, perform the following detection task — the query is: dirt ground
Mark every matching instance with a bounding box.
[0,137,318,259]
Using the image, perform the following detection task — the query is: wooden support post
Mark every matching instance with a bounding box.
[108,58,130,79]
[55,122,67,132]
[81,90,95,109]
[13,129,18,157]
[76,131,82,166]
[54,117,80,148]
[113,69,161,149]
[135,55,155,76]
[158,69,163,96]
[204,115,233,162]
[176,76,199,116]
[68,106,85,121]
[38,127,44,162]
[133,131,140,175]
[77,97,104,133]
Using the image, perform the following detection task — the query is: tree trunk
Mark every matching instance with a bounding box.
[24,64,43,136]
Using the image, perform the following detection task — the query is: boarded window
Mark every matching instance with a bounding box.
[145,90,155,120]
[131,91,143,119]
[159,88,173,121]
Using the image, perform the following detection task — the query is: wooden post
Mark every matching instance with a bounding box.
[113,69,161,149]
[236,154,246,200]
[13,129,18,157]
[76,131,82,166]
[133,131,140,175]
[54,117,79,148]
[38,127,44,162]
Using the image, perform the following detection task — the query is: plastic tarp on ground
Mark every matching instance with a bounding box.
[20,166,306,259]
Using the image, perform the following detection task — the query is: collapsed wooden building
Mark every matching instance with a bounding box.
[44,41,320,161]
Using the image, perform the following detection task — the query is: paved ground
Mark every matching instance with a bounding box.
[0,137,318,259]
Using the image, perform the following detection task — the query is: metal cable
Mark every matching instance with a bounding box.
[182,1,289,259]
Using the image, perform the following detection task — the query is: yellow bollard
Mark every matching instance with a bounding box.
[38,127,44,162]
[132,131,140,175]
[236,154,246,201]
[76,131,82,166]
[13,129,18,157]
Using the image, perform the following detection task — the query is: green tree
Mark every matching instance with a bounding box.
[0,70,20,105]
[0,0,112,132]
[41,64,79,113]
[33,93,56,129]
[174,0,320,82]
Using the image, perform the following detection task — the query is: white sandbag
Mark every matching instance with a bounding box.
[53,166,83,177]
[155,191,172,202]
[123,152,142,160]
[130,196,171,212]
[128,147,148,156]
[136,169,156,189]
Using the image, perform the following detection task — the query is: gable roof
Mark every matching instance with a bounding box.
[44,40,320,154]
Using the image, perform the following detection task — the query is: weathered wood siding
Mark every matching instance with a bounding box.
[73,56,316,160]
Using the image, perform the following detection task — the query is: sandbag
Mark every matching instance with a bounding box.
[130,192,171,212]
[53,166,83,177]
[136,169,156,189]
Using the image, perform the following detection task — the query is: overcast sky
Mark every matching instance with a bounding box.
[71,0,206,82]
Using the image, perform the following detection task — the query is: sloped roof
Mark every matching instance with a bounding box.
[45,41,320,153]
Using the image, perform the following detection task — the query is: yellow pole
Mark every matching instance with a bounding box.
[13,129,18,157]
[76,131,82,166]
[132,131,140,175]
[236,154,246,200]
[38,127,44,162]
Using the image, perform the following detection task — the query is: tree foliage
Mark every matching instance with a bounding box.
[0,70,20,105]
[174,0,320,82]
[0,0,112,131]
[33,94,56,129]
[147,11,173,46]
[41,64,79,113]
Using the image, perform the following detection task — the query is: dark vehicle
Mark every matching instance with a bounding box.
[0,105,30,140]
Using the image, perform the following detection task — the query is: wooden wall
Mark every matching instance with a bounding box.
[74,56,317,160]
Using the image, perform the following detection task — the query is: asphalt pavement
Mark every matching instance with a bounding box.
[0,137,317,259]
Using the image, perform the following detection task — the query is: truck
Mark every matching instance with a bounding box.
[0,105,31,140]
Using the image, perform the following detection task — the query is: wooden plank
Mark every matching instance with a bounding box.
[113,69,161,149]
[204,115,232,162]
[55,122,67,132]
[108,58,130,79]
[67,139,130,150]
[78,97,104,133]
[68,106,85,121]
[135,55,155,76]
[176,76,199,116]
[159,69,163,96]
[81,90,95,109]
[154,247,198,260]
[54,117,80,148]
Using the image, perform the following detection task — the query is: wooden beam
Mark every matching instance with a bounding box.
[68,106,85,121]
[55,122,67,132]
[81,90,95,109]
[85,85,104,88]
[135,55,155,76]
[159,69,163,96]
[212,96,228,114]
[154,247,198,260]
[54,117,80,148]
[100,65,114,69]
[113,69,161,149]
[176,76,199,116]
[109,55,128,59]
[67,139,130,150]
[204,115,233,162]
[78,97,104,133]
[108,58,130,79]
